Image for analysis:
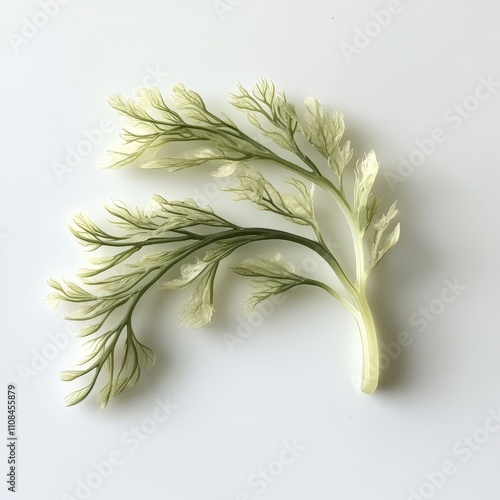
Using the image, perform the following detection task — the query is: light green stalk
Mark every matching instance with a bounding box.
[48,80,399,407]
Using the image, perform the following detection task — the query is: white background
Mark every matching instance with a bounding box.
[1,1,500,499]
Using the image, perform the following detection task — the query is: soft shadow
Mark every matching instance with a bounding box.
[104,289,178,412]
[368,179,439,392]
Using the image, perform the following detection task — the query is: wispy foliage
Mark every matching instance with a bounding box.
[49,80,400,406]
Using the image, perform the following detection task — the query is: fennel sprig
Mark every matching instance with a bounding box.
[47,80,400,407]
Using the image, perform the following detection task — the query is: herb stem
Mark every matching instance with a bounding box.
[352,282,379,394]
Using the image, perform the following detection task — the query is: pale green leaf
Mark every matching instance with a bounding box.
[233,252,297,278]
[159,259,209,289]
[354,151,379,216]
[327,140,353,178]
[178,267,217,327]
[233,253,305,314]
[211,161,242,178]
[60,370,87,382]
[301,97,345,158]
[64,384,93,407]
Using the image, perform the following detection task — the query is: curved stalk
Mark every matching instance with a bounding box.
[53,81,401,406]
[351,283,379,394]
